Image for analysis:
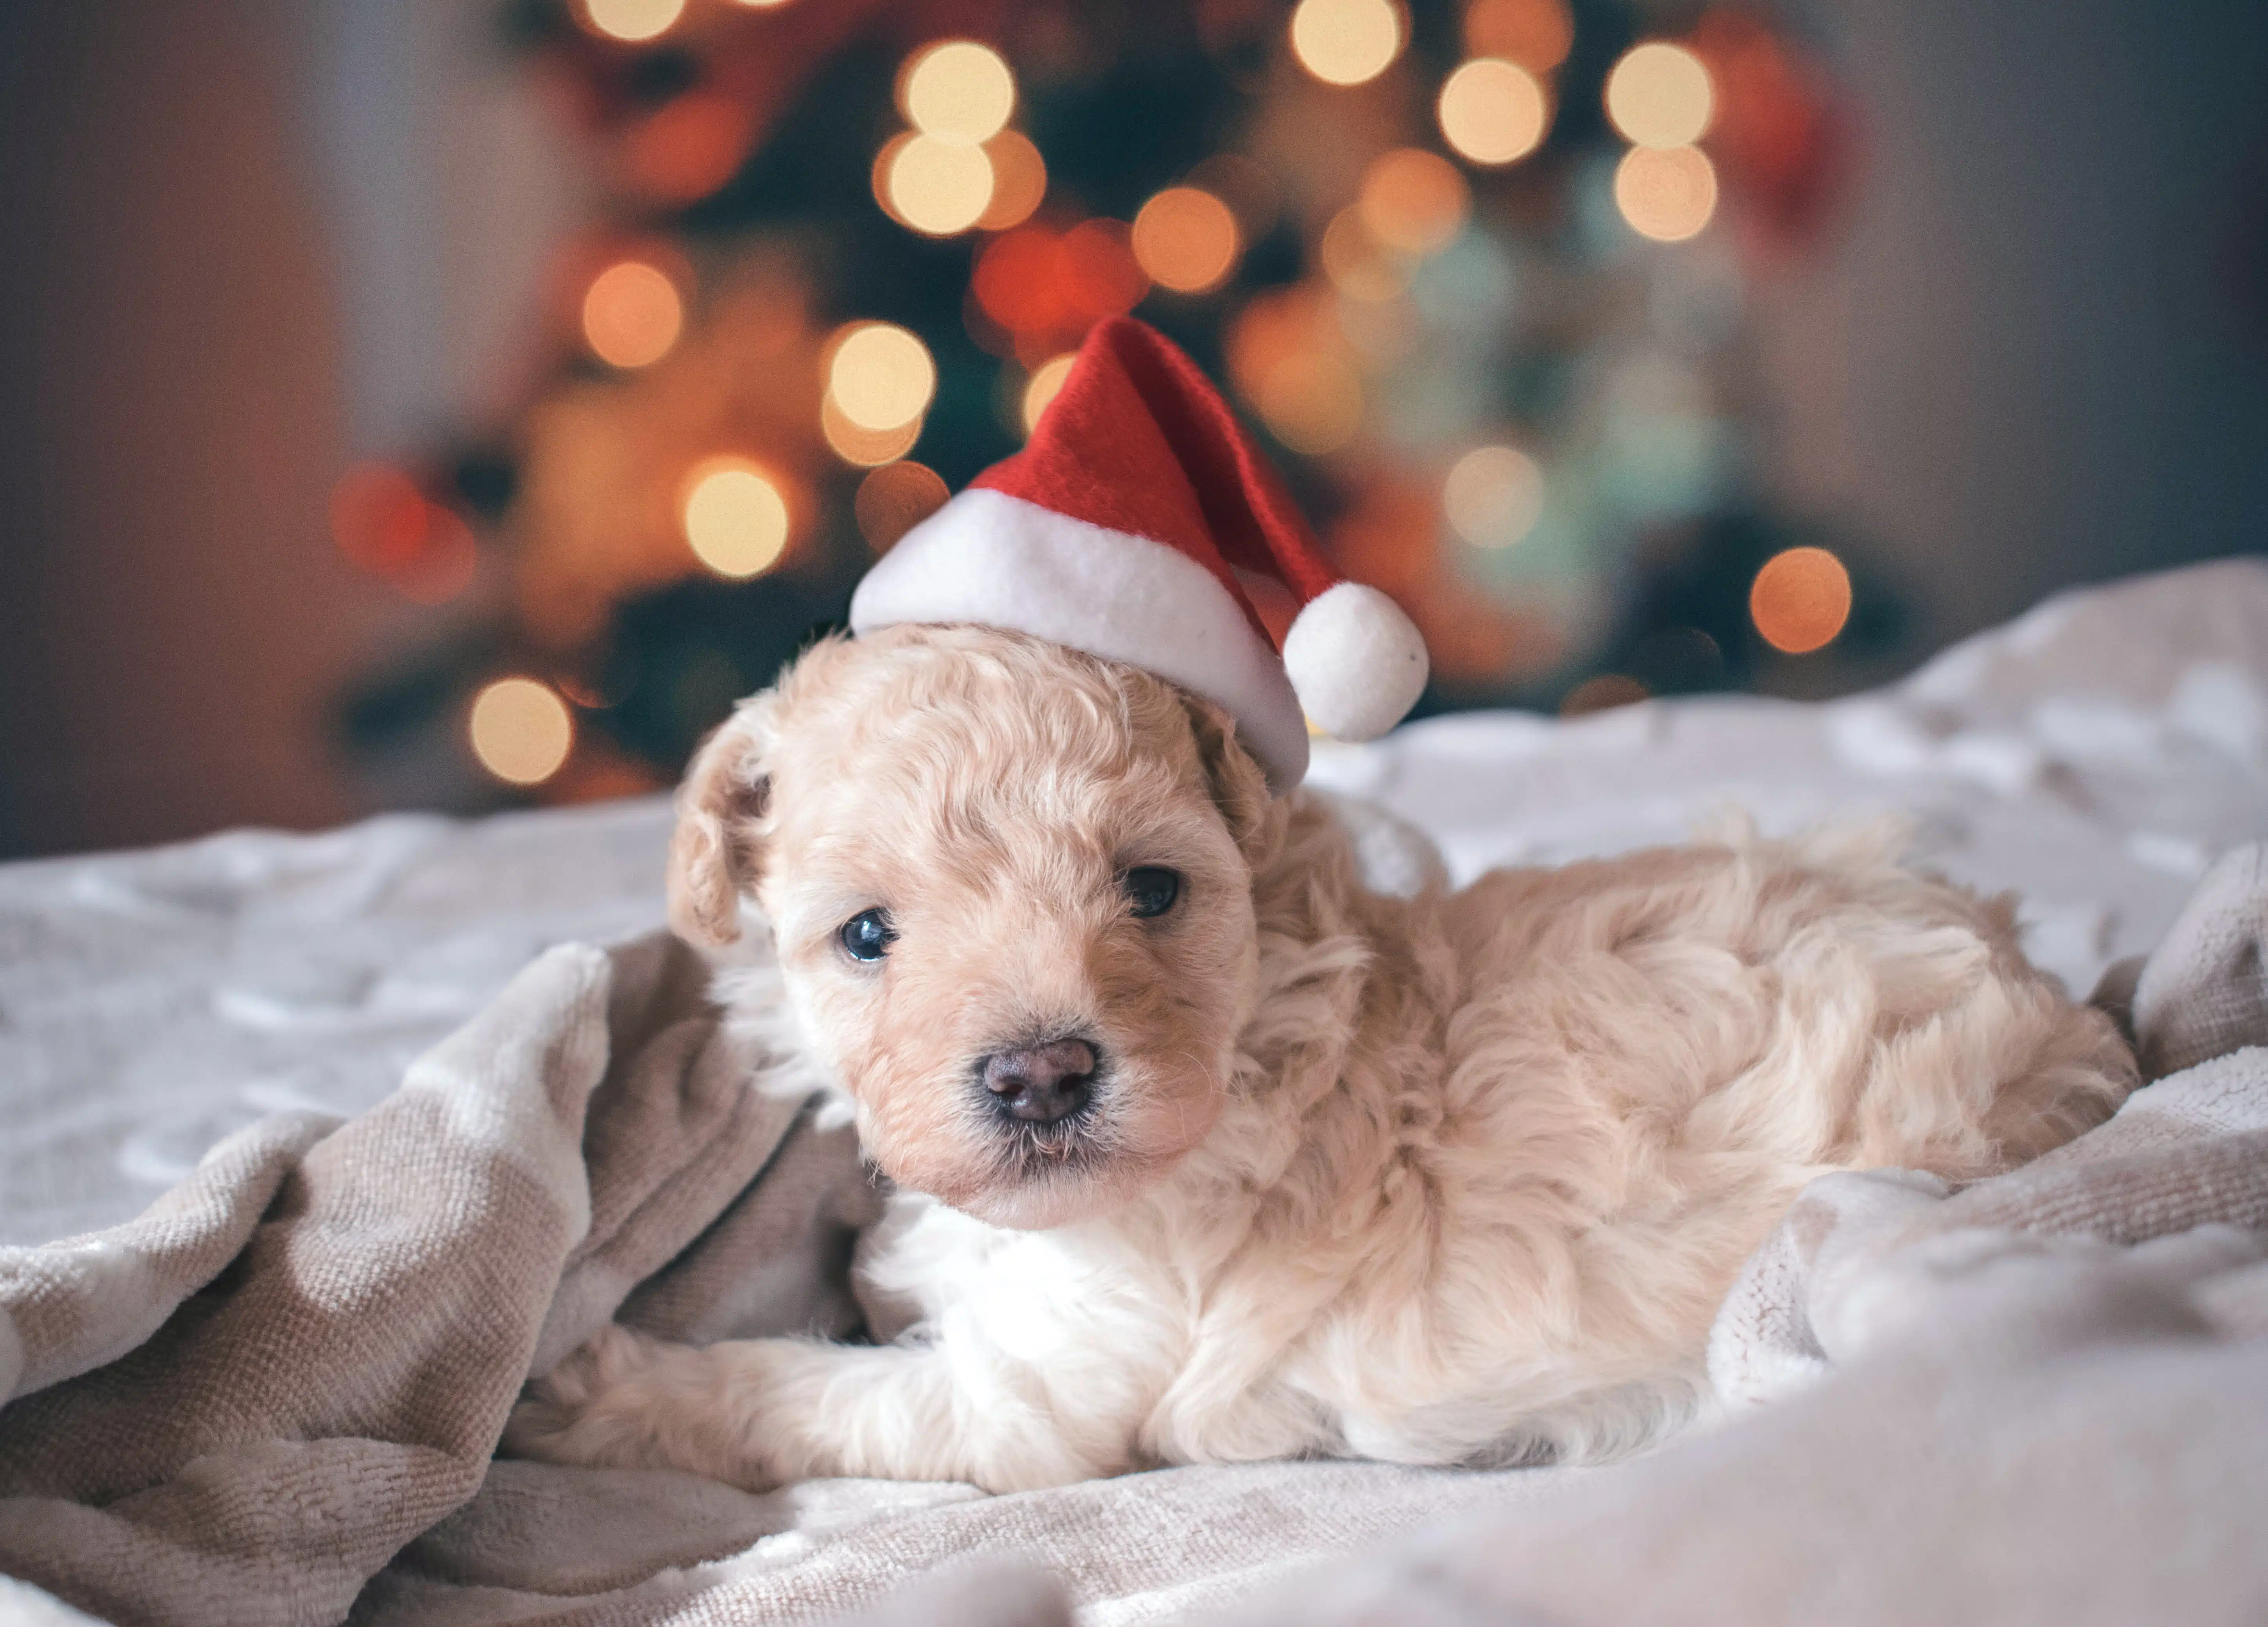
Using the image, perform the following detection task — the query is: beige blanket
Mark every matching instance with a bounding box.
[0,933,877,1626]
[3,846,2264,1627]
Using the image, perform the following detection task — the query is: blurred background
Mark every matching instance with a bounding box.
[0,0,2263,860]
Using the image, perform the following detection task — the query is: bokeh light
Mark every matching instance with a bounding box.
[1605,43,1716,148]
[821,397,924,466]
[1750,546,1852,653]
[619,91,757,206]
[1062,220,1149,316]
[1444,445,1546,547]
[1251,351,1364,454]
[330,465,428,576]
[395,509,480,605]
[470,678,575,786]
[971,223,1147,348]
[855,461,951,552]
[975,130,1047,230]
[884,134,995,235]
[580,0,684,43]
[1614,145,1718,241]
[1462,0,1573,72]
[681,458,791,579]
[1358,148,1470,256]
[1021,353,1076,434]
[973,228,1062,333]
[329,464,479,604]
[828,322,936,431]
[1131,187,1240,293]
[1289,0,1404,87]
[1437,59,1551,166]
[1319,206,1411,302]
[580,261,684,369]
[901,41,1016,144]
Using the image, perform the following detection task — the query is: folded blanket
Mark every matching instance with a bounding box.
[3,847,2263,1627]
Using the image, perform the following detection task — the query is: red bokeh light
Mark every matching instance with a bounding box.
[618,89,759,204]
[971,220,1150,356]
[329,464,480,604]
[329,465,430,577]
[1687,9,1846,250]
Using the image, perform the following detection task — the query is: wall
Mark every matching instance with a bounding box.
[1755,0,2268,651]
[0,2,372,856]
[0,0,577,859]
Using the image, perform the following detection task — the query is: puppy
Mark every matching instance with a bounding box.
[505,623,2134,1491]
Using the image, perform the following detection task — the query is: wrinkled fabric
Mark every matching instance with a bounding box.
[2,560,2266,1627]
[0,934,874,1627]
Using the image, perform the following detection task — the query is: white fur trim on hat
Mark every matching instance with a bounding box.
[1282,582,1430,742]
[849,488,1313,792]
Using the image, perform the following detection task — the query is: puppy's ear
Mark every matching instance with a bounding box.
[668,700,774,948]
[1181,696,1273,860]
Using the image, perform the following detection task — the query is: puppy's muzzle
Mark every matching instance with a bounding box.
[981,1037,1098,1126]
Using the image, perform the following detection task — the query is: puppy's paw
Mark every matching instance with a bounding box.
[501,1323,681,1472]
[501,1324,782,1489]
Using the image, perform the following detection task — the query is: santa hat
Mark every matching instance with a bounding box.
[847,316,1428,793]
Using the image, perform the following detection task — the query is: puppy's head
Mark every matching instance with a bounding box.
[671,624,1273,1229]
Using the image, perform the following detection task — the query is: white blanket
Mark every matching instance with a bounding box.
[2,560,2265,1627]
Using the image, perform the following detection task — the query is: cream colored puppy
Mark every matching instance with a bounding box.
[505,624,2134,1491]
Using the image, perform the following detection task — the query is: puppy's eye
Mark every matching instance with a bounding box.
[839,908,897,962]
[1122,867,1182,919]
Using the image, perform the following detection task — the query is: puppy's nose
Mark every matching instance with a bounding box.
[981,1038,1097,1125]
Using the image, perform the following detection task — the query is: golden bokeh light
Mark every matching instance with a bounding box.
[1443,445,1545,548]
[1319,206,1411,302]
[855,461,951,552]
[975,130,1047,229]
[580,0,684,43]
[1613,144,1718,241]
[1605,42,1715,148]
[580,261,684,369]
[1131,187,1240,294]
[821,397,925,465]
[681,458,791,579]
[1358,148,1471,257]
[1463,0,1573,72]
[1750,547,1852,654]
[1437,58,1551,166]
[1289,0,1404,87]
[469,678,575,787]
[827,322,937,431]
[901,41,1016,144]
[1021,353,1076,434]
[883,133,995,236]
[1251,350,1364,454]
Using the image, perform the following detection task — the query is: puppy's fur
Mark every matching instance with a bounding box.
[506,625,2134,1490]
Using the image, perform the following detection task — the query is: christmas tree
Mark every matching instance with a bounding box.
[333,0,1872,806]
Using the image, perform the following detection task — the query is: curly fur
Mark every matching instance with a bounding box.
[506,625,2134,1491]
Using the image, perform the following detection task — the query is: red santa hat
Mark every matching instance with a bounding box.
[847,316,1428,793]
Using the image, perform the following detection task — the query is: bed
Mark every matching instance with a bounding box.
[2,560,2265,1626]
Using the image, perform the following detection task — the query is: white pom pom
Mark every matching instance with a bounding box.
[1281,582,1429,742]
